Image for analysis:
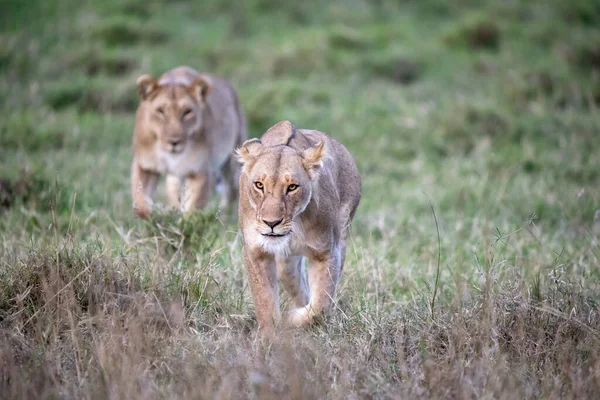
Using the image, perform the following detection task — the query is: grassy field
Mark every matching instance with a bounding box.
[1,0,600,398]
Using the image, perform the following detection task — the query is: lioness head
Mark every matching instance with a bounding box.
[237,124,326,253]
[136,74,212,154]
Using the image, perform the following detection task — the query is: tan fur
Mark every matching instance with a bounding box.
[237,120,361,333]
[131,66,247,218]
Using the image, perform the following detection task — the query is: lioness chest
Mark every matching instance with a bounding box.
[137,145,212,178]
[291,219,336,255]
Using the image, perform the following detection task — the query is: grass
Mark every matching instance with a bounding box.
[1,0,600,397]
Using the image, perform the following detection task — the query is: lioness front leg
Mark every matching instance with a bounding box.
[287,249,341,327]
[277,255,309,308]
[131,161,159,219]
[165,175,182,210]
[244,249,281,334]
[182,171,212,214]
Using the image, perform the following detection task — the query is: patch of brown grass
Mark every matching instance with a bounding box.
[444,16,501,51]
[1,242,600,399]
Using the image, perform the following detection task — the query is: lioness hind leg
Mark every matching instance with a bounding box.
[339,238,348,273]
[287,249,342,327]
[277,256,309,308]
[218,155,239,211]
[166,174,182,210]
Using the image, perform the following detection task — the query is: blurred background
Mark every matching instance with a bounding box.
[1,0,600,397]
[1,0,598,229]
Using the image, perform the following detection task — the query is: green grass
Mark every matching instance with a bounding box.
[1,0,600,397]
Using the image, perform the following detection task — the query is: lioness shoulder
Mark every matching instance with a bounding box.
[236,120,361,333]
[131,66,247,218]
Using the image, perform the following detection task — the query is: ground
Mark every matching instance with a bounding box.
[1,0,600,398]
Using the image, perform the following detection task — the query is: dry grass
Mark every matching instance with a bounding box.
[1,236,600,399]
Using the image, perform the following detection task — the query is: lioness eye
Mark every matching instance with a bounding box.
[287,184,298,192]
[254,182,264,190]
[181,108,193,120]
[156,107,165,116]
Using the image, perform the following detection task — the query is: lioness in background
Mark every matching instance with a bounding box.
[237,120,361,333]
[131,66,247,218]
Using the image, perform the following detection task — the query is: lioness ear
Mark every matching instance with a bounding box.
[190,76,212,103]
[236,138,263,173]
[302,140,327,178]
[136,74,157,100]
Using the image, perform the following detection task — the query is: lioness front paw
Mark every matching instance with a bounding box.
[287,306,314,327]
[133,204,152,219]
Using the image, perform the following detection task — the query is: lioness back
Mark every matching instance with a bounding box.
[237,120,361,333]
[131,66,247,218]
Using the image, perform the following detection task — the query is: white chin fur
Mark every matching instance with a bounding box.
[257,234,292,257]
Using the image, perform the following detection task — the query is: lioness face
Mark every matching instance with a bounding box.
[250,147,312,239]
[137,75,211,154]
[148,87,202,154]
[238,139,326,254]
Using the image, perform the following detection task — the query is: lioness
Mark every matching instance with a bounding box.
[237,120,361,332]
[131,66,247,218]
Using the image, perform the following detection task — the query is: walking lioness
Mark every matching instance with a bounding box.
[237,120,361,332]
[131,66,247,218]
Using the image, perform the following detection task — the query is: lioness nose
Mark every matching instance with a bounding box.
[263,218,282,229]
[169,138,182,146]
